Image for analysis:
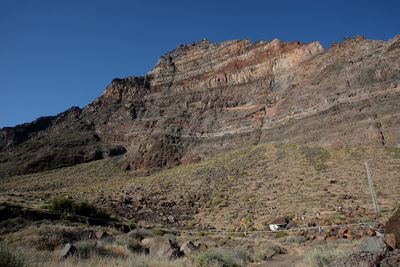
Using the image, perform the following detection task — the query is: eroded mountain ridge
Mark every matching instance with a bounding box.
[1,35,399,177]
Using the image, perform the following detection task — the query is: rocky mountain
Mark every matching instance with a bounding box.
[1,35,399,177]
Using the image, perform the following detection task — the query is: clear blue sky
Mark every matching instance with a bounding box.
[1,0,399,127]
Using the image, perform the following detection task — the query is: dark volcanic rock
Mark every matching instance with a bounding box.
[1,35,400,176]
[386,209,400,248]
[332,249,400,267]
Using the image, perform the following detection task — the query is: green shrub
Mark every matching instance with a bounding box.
[275,231,288,238]
[195,231,210,237]
[149,228,165,236]
[34,225,52,236]
[305,246,348,267]
[0,241,27,267]
[227,232,245,238]
[191,248,249,267]
[47,198,111,219]
[283,235,307,244]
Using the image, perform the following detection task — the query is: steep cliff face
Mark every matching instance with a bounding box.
[1,35,399,177]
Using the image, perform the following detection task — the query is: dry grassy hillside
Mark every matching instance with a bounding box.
[1,143,399,230]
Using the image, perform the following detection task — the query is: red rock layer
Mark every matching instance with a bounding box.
[1,35,399,175]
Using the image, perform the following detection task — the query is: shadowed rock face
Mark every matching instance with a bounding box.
[1,35,400,176]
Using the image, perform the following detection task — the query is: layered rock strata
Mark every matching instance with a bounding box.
[1,35,399,176]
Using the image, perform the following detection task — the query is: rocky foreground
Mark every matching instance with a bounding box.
[1,35,400,177]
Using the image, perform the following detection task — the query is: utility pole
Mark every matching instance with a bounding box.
[364,161,380,213]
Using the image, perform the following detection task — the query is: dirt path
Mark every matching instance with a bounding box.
[250,245,308,267]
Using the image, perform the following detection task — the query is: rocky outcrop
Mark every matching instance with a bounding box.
[1,35,400,176]
[141,237,181,258]
[386,208,400,248]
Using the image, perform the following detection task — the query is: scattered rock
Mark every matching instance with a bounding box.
[325,226,335,233]
[313,233,328,240]
[343,233,354,240]
[332,249,400,267]
[367,228,376,236]
[383,233,397,250]
[125,243,149,254]
[180,241,201,256]
[95,230,109,240]
[96,232,116,247]
[59,243,77,259]
[359,230,366,237]
[338,226,352,235]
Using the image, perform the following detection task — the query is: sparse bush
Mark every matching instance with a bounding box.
[35,240,62,251]
[252,250,271,262]
[305,246,348,267]
[11,217,26,224]
[128,228,156,240]
[330,214,346,221]
[74,239,110,259]
[260,243,287,256]
[47,198,112,219]
[195,231,210,237]
[191,248,249,267]
[0,241,27,267]
[147,223,163,229]
[275,231,288,238]
[150,228,165,236]
[283,235,307,244]
[129,255,150,267]
[265,243,287,255]
[183,220,195,229]
[227,232,245,238]
[34,225,52,236]
[128,218,137,225]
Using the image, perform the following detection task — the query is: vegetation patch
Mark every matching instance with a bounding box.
[385,147,400,158]
[299,146,330,171]
[35,240,62,251]
[305,246,348,267]
[275,231,289,238]
[191,247,249,267]
[227,232,246,238]
[251,243,287,262]
[46,198,112,220]
[0,241,27,267]
[283,235,307,244]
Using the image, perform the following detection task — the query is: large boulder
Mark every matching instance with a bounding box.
[385,208,400,248]
[360,236,387,253]
[95,231,116,247]
[180,241,206,256]
[59,243,77,259]
[383,234,397,250]
[141,237,181,258]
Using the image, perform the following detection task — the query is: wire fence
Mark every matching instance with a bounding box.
[176,222,379,235]
[5,203,379,236]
